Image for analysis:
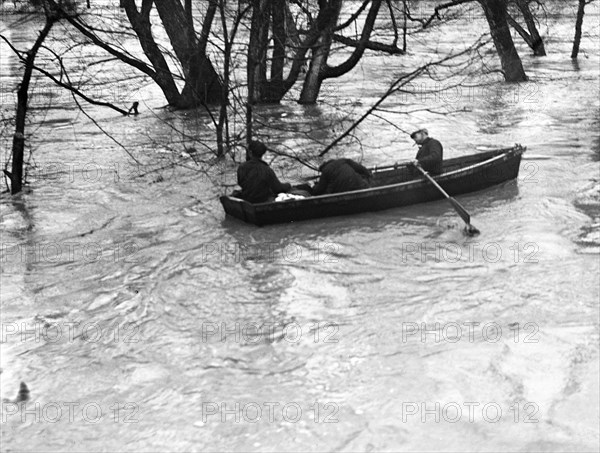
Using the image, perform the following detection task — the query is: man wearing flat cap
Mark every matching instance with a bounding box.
[236,140,292,203]
[410,128,443,175]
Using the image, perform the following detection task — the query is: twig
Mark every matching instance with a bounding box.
[318,40,487,157]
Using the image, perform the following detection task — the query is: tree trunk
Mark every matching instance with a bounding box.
[300,0,382,103]
[185,0,194,33]
[299,33,333,104]
[506,14,535,49]
[199,0,218,54]
[122,0,183,106]
[247,0,349,104]
[284,0,301,48]
[253,0,288,103]
[479,0,527,82]
[324,0,382,78]
[269,0,286,96]
[402,0,407,52]
[248,0,271,104]
[49,0,222,109]
[299,0,343,104]
[571,0,586,59]
[246,102,253,159]
[8,17,55,194]
[515,0,546,56]
[154,0,223,106]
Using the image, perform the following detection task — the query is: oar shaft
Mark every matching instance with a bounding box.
[415,166,451,199]
[413,163,478,233]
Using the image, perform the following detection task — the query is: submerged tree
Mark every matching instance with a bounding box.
[49,0,224,108]
[248,0,404,104]
[299,0,384,104]
[479,0,527,81]
[1,3,59,194]
[506,0,546,56]
[571,0,594,59]
[419,0,527,82]
[2,0,560,195]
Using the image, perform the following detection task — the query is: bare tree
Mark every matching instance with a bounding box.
[45,0,223,108]
[479,0,527,81]
[419,0,527,81]
[2,4,58,194]
[507,0,546,56]
[317,39,489,157]
[215,0,252,156]
[571,0,594,59]
[247,0,403,105]
[300,0,385,104]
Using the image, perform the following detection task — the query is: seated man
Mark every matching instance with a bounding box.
[312,158,372,196]
[237,140,291,203]
[410,128,443,175]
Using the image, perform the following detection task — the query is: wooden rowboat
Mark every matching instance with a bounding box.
[220,145,525,226]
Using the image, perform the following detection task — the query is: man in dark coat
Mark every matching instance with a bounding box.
[312,158,372,195]
[236,140,291,203]
[411,129,443,175]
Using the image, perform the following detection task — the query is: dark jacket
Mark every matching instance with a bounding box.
[312,159,371,196]
[416,137,443,174]
[237,158,291,203]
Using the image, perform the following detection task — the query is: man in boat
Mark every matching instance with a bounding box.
[311,159,372,195]
[410,128,443,175]
[236,140,292,203]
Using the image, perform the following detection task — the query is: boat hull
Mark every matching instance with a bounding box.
[220,146,525,226]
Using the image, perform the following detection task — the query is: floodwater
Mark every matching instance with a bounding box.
[1,2,599,452]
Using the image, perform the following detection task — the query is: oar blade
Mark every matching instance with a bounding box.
[448,197,480,236]
[448,197,471,225]
[465,224,480,236]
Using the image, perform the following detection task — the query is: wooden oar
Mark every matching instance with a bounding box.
[412,162,480,236]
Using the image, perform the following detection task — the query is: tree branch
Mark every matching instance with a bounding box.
[334,0,370,31]
[506,13,534,48]
[332,34,404,54]
[32,62,129,115]
[385,0,399,47]
[199,0,218,54]
[319,41,487,156]
[324,0,383,79]
[46,0,158,80]
[421,0,476,28]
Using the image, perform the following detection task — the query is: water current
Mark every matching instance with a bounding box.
[1,2,599,451]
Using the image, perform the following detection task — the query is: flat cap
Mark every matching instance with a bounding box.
[410,128,428,139]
